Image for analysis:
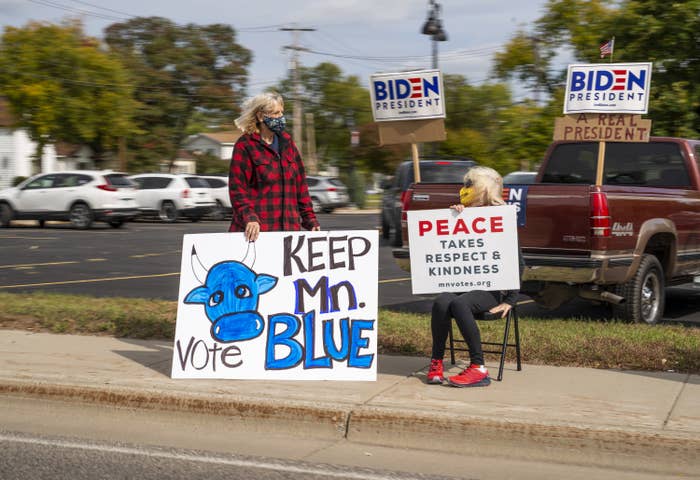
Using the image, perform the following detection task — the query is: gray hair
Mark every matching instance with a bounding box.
[234,92,284,134]
[463,166,505,207]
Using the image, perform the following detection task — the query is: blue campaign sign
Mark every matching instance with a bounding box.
[503,186,528,227]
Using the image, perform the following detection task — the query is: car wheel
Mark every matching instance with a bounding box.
[190,216,201,223]
[38,219,45,228]
[381,213,390,239]
[322,207,334,214]
[210,200,226,221]
[613,254,665,324]
[0,203,14,228]
[159,201,178,223]
[69,202,93,230]
[311,198,322,214]
[108,219,124,228]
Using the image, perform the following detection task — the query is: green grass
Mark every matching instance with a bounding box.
[1,292,698,373]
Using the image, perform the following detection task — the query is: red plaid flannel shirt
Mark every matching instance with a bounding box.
[228,131,319,233]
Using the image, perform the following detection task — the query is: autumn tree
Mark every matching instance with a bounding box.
[493,0,700,136]
[104,17,251,171]
[0,20,136,173]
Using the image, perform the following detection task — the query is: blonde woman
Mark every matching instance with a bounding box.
[427,166,523,387]
[229,92,320,241]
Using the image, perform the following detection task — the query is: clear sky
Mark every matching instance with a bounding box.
[0,0,549,97]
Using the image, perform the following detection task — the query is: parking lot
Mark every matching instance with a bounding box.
[1,213,699,324]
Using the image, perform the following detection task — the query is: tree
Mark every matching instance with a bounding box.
[0,20,136,173]
[104,17,252,171]
[493,0,700,136]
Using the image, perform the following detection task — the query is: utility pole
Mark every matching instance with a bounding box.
[281,27,315,158]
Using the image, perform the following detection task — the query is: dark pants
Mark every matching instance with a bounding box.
[431,290,500,366]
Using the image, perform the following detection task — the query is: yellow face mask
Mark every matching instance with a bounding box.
[459,186,475,206]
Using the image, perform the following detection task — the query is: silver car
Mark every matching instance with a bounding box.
[306,176,350,213]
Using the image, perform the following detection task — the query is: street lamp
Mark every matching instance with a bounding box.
[421,0,447,155]
[421,0,447,70]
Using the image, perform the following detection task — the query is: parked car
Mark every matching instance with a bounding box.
[199,175,231,220]
[0,170,139,229]
[381,157,477,246]
[129,173,215,222]
[306,175,350,213]
[503,171,537,184]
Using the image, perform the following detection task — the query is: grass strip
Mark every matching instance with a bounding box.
[1,292,698,374]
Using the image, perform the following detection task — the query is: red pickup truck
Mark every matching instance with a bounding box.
[395,137,700,324]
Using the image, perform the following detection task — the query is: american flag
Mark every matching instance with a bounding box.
[600,38,614,58]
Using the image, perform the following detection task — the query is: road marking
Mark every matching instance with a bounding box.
[0,433,429,480]
[0,235,59,240]
[86,258,107,262]
[0,261,79,269]
[0,272,180,289]
[379,277,411,284]
[130,250,181,259]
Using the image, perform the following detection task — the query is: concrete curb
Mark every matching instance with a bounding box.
[2,378,697,476]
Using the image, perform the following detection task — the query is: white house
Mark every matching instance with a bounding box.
[182,130,242,162]
[0,100,95,190]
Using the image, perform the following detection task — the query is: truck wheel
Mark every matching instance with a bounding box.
[391,219,402,247]
[381,213,390,239]
[613,254,665,324]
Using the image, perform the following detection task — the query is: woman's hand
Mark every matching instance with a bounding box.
[450,204,465,213]
[245,221,261,242]
[489,302,512,318]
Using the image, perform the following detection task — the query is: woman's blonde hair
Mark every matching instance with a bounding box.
[234,92,285,134]
[463,166,505,206]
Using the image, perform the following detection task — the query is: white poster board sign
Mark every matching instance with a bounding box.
[171,231,378,381]
[370,69,445,122]
[563,62,652,114]
[407,206,519,295]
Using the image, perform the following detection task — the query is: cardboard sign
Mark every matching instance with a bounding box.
[407,206,520,295]
[563,63,652,114]
[553,114,651,142]
[171,231,378,381]
[370,69,445,122]
[377,118,446,146]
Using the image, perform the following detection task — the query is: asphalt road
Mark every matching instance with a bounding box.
[0,213,699,324]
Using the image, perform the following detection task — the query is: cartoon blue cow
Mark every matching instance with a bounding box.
[185,246,277,343]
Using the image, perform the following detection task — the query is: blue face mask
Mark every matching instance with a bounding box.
[263,115,286,134]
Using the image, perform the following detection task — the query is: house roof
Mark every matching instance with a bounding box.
[188,130,243,146]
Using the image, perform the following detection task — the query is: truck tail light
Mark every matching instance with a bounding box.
[97,184,118,192]
[182,189,190,199]
[590,190,611,237]
[400,188,413,221]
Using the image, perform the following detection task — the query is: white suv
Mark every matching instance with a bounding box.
[199,175,231,220]
[129,173,215,222]
[0,170,139,229]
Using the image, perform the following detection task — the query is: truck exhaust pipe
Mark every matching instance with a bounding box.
[578,288,625,305]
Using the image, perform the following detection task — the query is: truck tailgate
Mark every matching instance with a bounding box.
[519,184,593,252]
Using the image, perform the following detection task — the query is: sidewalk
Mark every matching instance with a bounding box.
[1,329,698,476]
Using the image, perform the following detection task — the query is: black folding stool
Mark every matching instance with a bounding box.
[447,306,522,381]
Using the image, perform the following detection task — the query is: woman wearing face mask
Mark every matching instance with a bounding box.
[229,92,320,241]
[426,165,524,388]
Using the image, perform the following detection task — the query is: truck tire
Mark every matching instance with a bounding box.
[613,254,665,324]
[391,219,402,247]
[381,213,390,239]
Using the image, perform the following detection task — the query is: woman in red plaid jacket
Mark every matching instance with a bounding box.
[229,92,320,241]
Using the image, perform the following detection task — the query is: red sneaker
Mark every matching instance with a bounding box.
[426,359,445,384]
[448,364,490,388]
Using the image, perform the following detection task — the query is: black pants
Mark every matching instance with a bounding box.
[431,290,500,366]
